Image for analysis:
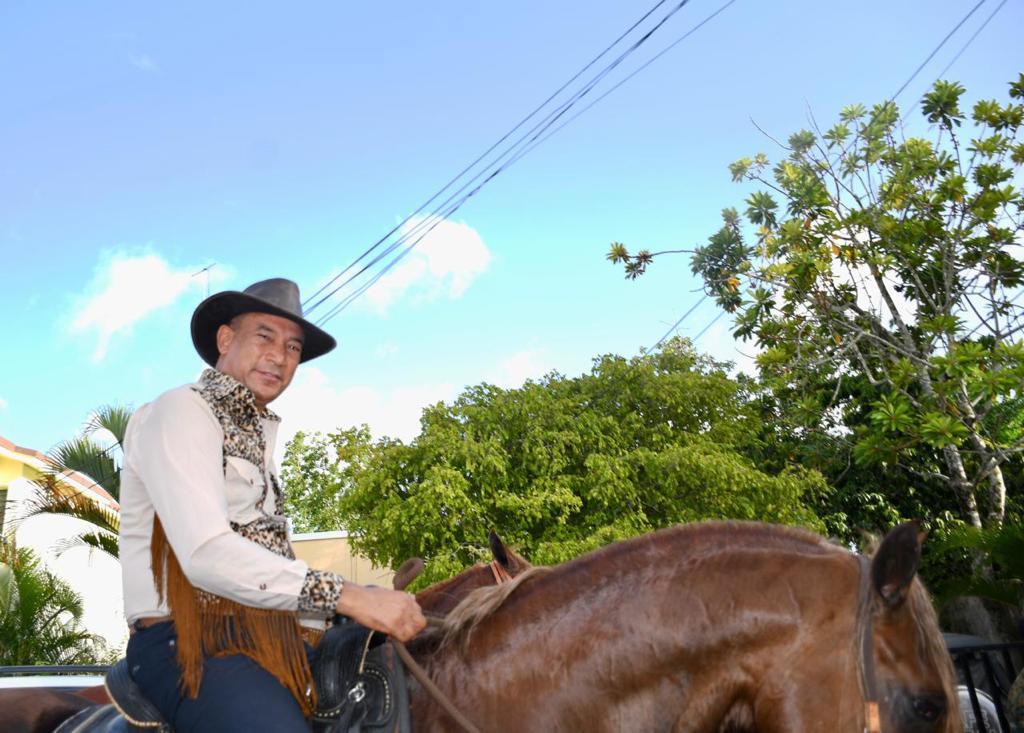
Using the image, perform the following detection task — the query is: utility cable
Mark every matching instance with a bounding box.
[303,0,672,314]
[933,0,1008,83]
[317,0,737,325]
[312,0,698,321]
[647,295,707,353]
[513,0,737,162]
[891,0,986,101]
[692,309,726,341]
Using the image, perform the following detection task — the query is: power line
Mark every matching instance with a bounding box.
[647,295,707,353]
[692,309,726,341]
[891,0,986,101]
[933,0,1008,82]
[512,0,738,161]
[303,0,674,315]
[313,0,700,321]
[317,0,735,326]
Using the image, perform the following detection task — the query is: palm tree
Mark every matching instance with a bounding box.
[19,404,130,559]
[0,542,99,665]
[934,522,1024,610]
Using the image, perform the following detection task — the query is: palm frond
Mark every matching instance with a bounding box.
[53,530,119,559]
[49,436,119,498]
[85,404,133,446]
[0,546,97,664]
[935,523,1024,578]
[11,478,120,559]
[932,522,1024,608]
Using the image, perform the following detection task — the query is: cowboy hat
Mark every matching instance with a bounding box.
[191,278,336,366]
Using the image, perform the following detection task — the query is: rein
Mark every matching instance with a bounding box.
[390,558,519,733]
[856,554,881,733]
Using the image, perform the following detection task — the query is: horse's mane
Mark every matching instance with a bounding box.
[437,565,554,649]
[906,579,961,732]
[435,521,836,650]
[856,535,960,732]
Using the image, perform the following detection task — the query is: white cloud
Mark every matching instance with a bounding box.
[69,251,228,362]
[272,366,456,464]
[129,53,159,73]
[0,396,7,411]
[374,342,400,359]
[491,348,551,389]
[359,216,492,313]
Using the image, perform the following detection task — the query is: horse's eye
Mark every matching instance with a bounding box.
[912,696,943,721]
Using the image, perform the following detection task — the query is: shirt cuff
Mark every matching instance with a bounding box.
[297,568,345,614]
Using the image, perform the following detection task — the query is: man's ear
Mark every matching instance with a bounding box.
[215,322,236,357]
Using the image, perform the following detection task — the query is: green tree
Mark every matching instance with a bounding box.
[0,542,99,665]
[283,342,829,584]
[610,76,1024,533]
[21,404,130,558]
[281,426,376,534]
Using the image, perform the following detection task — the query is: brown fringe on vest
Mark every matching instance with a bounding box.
[150,517,317,716]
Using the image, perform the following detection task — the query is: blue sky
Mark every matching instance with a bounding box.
[2,0,1021,461]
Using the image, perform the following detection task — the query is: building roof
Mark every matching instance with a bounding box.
[0,434,118,508]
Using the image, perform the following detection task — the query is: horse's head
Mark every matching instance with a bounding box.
[868,522,960,733]
[414,531,532,616]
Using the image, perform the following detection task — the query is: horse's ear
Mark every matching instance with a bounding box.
[871,522,923,608]
[489,530,510,569]
[393,557,424,591]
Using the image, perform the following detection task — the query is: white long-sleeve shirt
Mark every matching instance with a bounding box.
[119,370,343,624]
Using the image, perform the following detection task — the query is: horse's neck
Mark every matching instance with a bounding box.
[416,566,486,616]
[414,540,858,731]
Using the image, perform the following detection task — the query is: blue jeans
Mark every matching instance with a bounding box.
[126,621,315,733]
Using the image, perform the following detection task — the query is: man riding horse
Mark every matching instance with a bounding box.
[118,278,426,732]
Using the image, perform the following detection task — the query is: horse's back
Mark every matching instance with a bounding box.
[0,689,95,733]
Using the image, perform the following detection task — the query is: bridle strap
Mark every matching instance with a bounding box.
[489,559,513,584]
[857,554,881,733]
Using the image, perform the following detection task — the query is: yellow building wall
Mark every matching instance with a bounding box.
[0,454,40,485]
[0,454,41,533]
[291,533,394,587]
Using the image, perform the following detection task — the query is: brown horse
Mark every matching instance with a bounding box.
[0,531,530,733]
[408,521,960,732]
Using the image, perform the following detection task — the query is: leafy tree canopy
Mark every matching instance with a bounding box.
[283,342,828,584]
[611,76,1024,533]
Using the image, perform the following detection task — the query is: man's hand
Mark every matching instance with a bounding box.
[335,582,427,642]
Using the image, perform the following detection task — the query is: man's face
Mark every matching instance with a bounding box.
[214,312,304,408]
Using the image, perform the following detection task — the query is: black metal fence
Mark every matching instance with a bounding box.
[946,636,1024,733]
[0,664,110,677]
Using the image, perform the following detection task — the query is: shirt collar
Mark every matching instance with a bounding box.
[198,368,281,423]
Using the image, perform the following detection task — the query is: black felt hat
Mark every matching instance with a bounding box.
[190,278,336,366]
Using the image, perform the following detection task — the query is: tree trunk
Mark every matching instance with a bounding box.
[941,444,983,529]
[957,385,1006,527]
